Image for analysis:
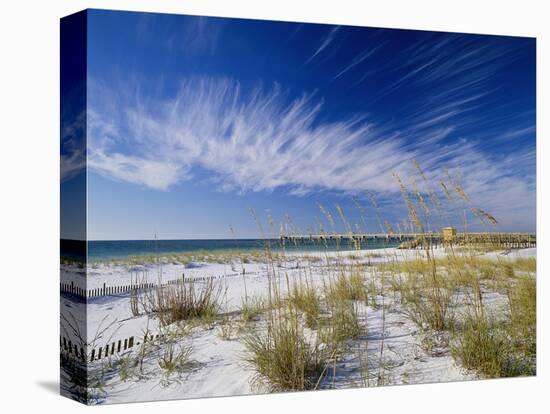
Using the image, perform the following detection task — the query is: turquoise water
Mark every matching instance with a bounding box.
[86,238,399,261]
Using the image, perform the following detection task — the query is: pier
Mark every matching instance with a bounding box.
[280,230,536,249]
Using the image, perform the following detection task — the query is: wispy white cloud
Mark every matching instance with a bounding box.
[88,78,409,193]
[179,16,222,56]
[304,26,340,65]
[60,111,86,182]
[87,77,535,230]
[136,14,221,56]
[89,149,184,191]
[365,33,527,112]
[333,45,382,80]
[498,126,536,140]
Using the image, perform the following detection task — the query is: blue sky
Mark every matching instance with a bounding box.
[74,9,536,240]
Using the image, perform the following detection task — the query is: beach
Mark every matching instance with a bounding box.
[60,245,536,403]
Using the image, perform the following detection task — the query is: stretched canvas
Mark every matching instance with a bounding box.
[60,9,536,405]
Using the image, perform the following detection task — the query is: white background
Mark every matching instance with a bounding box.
[0,0,547,412]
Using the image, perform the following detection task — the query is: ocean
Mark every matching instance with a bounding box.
[85,238,399,261]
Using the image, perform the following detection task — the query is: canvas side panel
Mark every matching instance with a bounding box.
[60,10,88,405]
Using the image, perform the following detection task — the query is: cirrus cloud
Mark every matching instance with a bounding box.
[86,77,535,231]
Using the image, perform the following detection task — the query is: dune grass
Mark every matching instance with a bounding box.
[288,281,321,328]
[243,306,328,391]
[133,278,222,326]
[158,342,193,381]
[451,295,535,379]
[240,296,270,323]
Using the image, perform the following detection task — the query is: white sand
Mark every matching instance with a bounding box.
[60,247,535,404]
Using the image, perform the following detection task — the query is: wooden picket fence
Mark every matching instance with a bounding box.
[60,332,166,363]
[60,271,259,299]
